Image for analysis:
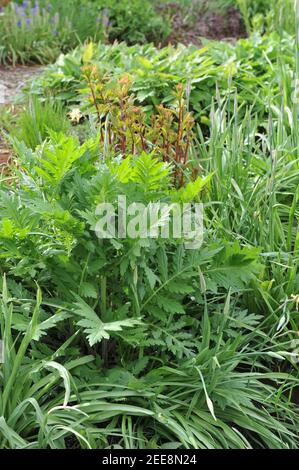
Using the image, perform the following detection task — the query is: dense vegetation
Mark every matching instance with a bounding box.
[0,0,295,64]
[0,0,298,450]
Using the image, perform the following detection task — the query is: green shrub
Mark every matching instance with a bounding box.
[95,0,171,45]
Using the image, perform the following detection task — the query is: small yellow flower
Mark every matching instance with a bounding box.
[68,108,83,124]
[290,294,299,311]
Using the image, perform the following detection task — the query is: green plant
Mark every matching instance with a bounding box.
[0,1,62,65]
[1,275,298,449]
[235,0,295,35]
[8,98,70,150]
[0,0,105,65]
[0,13,298,449]
[1,95,298,443]
[0,277,95,449]
[0,0,171,65]
[96,0,171,45]
[27,33,295,126]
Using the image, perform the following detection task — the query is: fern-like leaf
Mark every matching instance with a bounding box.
[72,295,141,346]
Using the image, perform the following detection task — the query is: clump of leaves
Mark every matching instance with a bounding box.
[81,66,195,185]
[28,34,296,126]
[96,0,171,45]
[0,127,261,365]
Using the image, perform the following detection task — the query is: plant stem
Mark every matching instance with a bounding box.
[100,275,108,367]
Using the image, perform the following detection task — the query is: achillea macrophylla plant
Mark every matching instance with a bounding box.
[81,66,195,186]
[0,129,261,364]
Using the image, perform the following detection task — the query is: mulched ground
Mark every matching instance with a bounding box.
[161,5,246,46]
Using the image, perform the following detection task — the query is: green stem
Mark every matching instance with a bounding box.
[100,275,108,367]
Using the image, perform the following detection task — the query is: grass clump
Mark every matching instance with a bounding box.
[8,99,70,149]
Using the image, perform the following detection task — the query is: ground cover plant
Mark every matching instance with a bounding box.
[0,0,298,451]
[27,32,296,124]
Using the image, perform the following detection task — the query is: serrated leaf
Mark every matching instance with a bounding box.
[72,295,142,346]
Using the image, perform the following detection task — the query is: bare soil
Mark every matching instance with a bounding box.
[161,5,246,46]
[0,65,43,105]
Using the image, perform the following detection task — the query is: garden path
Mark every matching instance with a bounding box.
[0,65,43,166]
